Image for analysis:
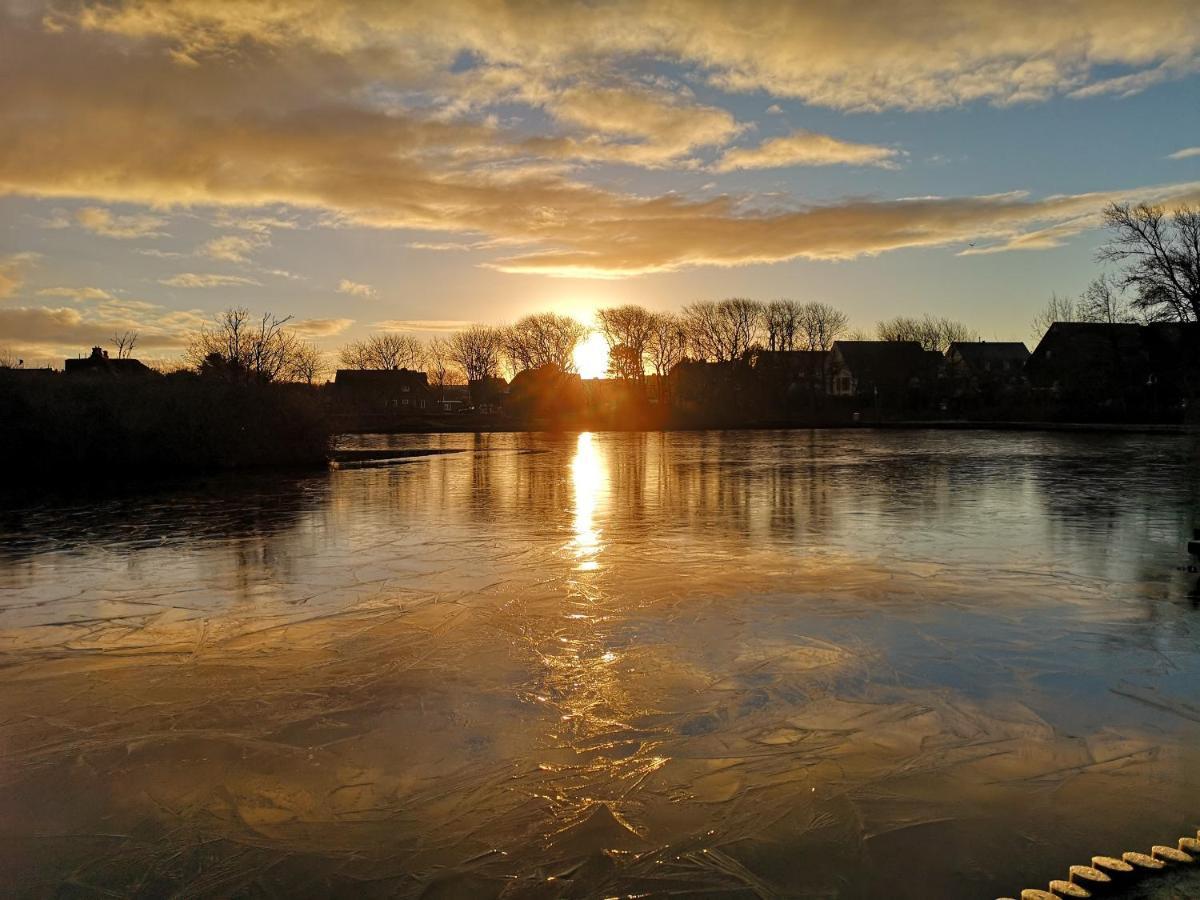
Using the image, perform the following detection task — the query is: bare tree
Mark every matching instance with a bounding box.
[186,308,302,382]
[0,347,19,369]
[286,340,330,385]
[596,305,655,379]
[681,298,763,362]
[111,331,138,359]
[764,299,802,351]
[1079,275,1139,324]
[1030,293,1079,343]
[877,314,977,352]
[339,333,425,370]
[447,324,504,382]
[798,302,849,351]
[426,336,466,399]
[646,311,687,386]
[1099,202,1200,322]
[502,313,587,373]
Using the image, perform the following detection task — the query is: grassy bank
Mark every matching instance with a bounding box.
[0,375,331,477]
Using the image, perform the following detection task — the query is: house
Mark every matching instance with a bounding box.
[431,384,470,413]
[753,350,830,389]
[331,368,434,412]
[945,341,1029,402]
[467,375,508,411]
[64,346,154,376]
[946,341,1029,379]
[1025,323,1149,410]
[1024,321,1200,417]
[827,341,933,399]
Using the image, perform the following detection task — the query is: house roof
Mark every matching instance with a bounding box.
[63,355,154,375]
[833,340,926,370]
[947,341,1029,366]
[334,368,430,387]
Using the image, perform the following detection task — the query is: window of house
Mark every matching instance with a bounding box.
[402,385,411,392]
[401,398,409,406]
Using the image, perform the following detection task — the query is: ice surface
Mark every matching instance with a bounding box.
[1,430,1198,897]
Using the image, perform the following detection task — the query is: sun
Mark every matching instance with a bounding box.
[573,331,610,379]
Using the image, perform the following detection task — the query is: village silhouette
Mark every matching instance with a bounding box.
[3,202,1199,475]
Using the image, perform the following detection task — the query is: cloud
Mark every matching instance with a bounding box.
[199,234,266,262]
[715,131,904,171]
[291,317,354,336]
[337,279,376,297]
[49,0,1200,111]
[160,273,262,288]
[37,286,118,301]
[406,241,475,251]
[0,252,37,298]
[373,319,473,333]
[75,206,169,239]
[543,84,745,165]
[0,303,198,353]
[485,182,1200,277]
[2,2,1199,285]
[1168,147,1200,160]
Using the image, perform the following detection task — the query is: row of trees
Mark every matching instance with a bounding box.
[174,300,972,389]
[164,201,1200,389]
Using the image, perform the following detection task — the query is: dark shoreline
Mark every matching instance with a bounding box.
[342,419,1200,437]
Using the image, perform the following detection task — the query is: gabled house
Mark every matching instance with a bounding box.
[64,346,154,377]
[1027,321,1200,417]
[946,341,1029,378]
[827,341,933,399]
[1024,323,1149,409]
[945,341,1029,402]
[332,368,434,412]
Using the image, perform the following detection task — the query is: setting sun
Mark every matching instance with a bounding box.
[573,331,609,379]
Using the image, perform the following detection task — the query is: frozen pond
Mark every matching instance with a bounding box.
[1,429,1199,898]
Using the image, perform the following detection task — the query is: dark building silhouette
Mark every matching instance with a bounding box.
[1026,322,1200,418]
[827,341,933,400]
[946,341,1029,405]
[332,368,433,412]
[467,375,508,411]
[946,341,1029,379]
[64,346,154,377]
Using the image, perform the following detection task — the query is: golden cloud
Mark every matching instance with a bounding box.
[336,279,376,298]
[715,131,903,171]
[290,317,354,337]
[0,253,37,299]
[2,2,1199,282]
[37,286,119,301]
[55,0,1200,111]
[75,206,169,239]
[373,319,475,333]
[0,304,198,354]
[200,234,266,262]
[159,273,262,288]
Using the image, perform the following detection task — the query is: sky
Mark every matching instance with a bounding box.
[1,0,1199,366]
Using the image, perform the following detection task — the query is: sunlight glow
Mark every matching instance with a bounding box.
[573,331,609,380]
[570,432,607,569]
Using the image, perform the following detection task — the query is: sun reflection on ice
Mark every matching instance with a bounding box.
[570,432,607,570]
